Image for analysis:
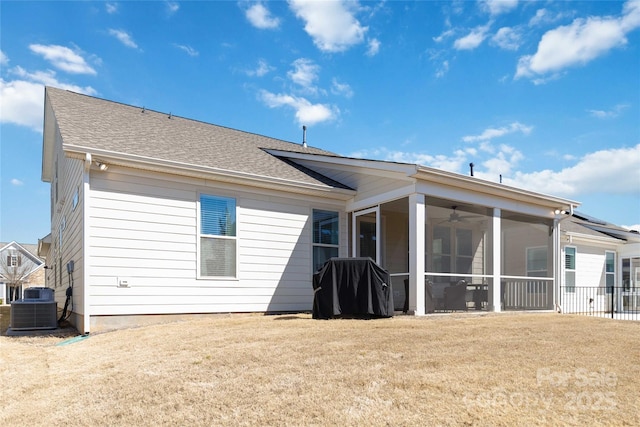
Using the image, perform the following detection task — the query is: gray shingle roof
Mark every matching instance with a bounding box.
[562,214,640,242]
[46,87,352,190]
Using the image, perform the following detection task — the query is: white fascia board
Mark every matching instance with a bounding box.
[63,146,356,200]
[346,183,417,212]
[41,94,56,182]
[563,231,623,246]
[414,169,579,214]
[264,149,419,177]
[270,149,578,213]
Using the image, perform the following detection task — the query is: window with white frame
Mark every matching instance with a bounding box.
[199,194,237,278]
[312,210,339,271]
[565,246,576,292]
[526,246,548,277]
[429,225,474,279]
[605,251,615,294]
[7,253,21,267]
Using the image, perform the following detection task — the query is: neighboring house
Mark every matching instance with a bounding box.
[40,87,580,334]
[559,212,640,314]
[0,241,45,304]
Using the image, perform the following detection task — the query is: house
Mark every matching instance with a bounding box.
[558,212,640,315]
[0,241,46,304]
[40,86,581,334]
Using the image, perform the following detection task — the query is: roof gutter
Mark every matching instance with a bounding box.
[64,146,356,200]
[413,166,579,211]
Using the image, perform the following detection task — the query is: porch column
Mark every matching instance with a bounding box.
[552,218,560,310]
[489,208,502,312]
[409,193,425,315]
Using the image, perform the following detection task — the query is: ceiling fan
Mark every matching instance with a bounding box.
[439,206,482,224]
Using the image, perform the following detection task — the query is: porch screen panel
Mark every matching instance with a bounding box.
[200,194,237,277]
[432,226,451,276]
[455,228,472,274]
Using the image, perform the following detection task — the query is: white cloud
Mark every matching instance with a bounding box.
[479,144,524,177]
[259,90,337,125]
[366,38,380,56]
[287,58,320,92]
[246,59,274,77]
[462,122,533,143]
[435,60,450,78]
[0,50,8,66]
[331,78,353,98]
[587,103,630,119]
[10,178,24,186]
[433,28,455,43]
[288,0,367,52]
[347,147,469,173]
[622,223,640,232]
[482,0,518,16]
[165,1,179,15]
[29,44,96,75]
[454,23,492,50]
[245,2,281,29]
[106,2,118,14]
[516,0,640,80]
[506,144,640,197]
[529,8,548,26]
[492,27,521,50]
[1,67,96,131]
[174,44,199,57]
[108,29,139,49]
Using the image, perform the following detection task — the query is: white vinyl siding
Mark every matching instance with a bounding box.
[46,124,85,327]
[86,167,346,316]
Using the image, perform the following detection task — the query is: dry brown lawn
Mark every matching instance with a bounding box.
[1,312,639,426]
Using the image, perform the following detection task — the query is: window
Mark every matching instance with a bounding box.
[7,251,22,267]
[430,226,474,279]
[455,228,473,275]
[432,226,451,276]
[526,247,548,277]
[313,210,339,271]
[199,194,237,277]
[605,251,615,293]
[565,246,576,293]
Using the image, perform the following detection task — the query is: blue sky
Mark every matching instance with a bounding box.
[1,0,639,244]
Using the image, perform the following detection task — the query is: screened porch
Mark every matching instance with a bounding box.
[348,196,556,314]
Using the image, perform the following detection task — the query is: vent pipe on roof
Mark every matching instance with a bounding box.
[302,125,307,148]
[469,162,474,177]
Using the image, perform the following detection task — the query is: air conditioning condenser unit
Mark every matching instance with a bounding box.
[11,287,58,330]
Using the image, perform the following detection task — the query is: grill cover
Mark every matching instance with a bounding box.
[312,257,394,319]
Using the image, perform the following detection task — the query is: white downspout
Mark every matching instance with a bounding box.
[82,153,92,334]
[554,204,575,313]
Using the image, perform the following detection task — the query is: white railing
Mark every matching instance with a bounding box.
[502,276,554,310]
